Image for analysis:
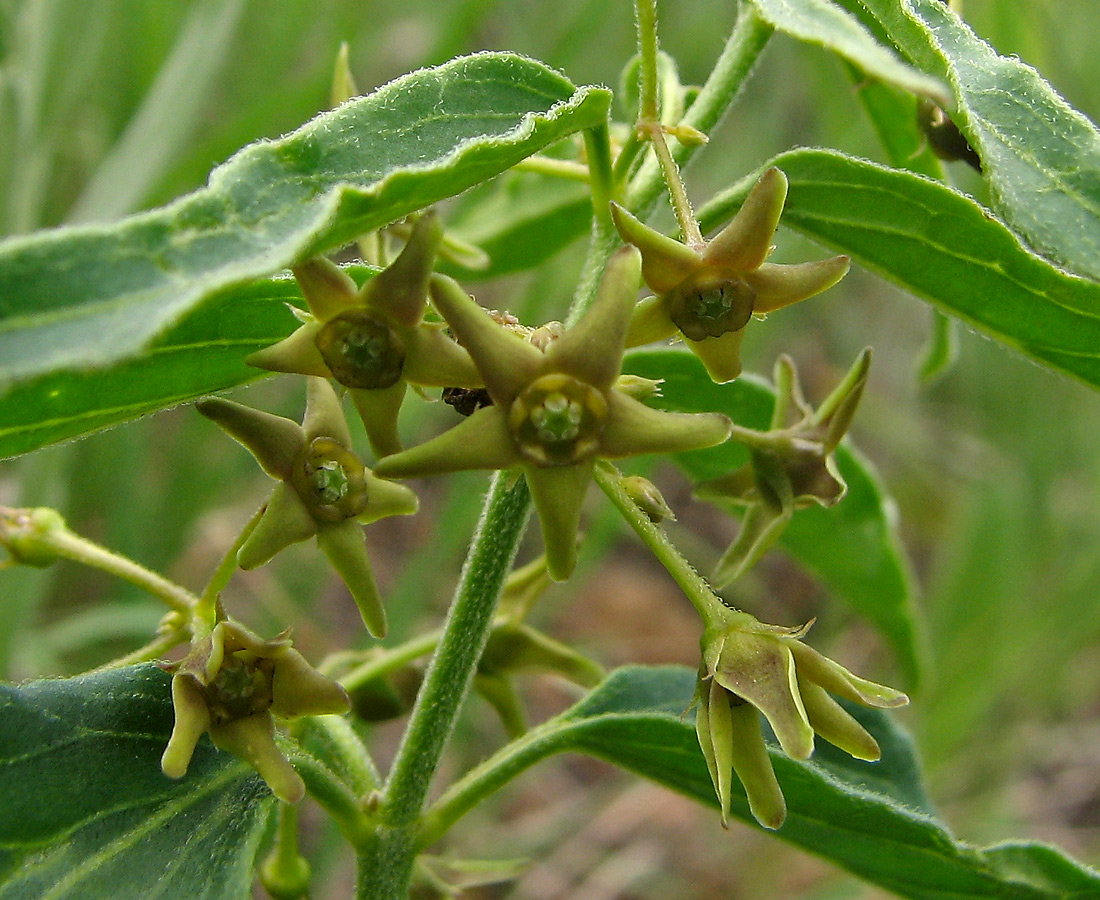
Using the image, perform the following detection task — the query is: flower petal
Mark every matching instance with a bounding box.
[361,212,441,328]
[525,459,593,582]
[238,483,318,570]
[317,522,387,638]
[292,257,359,323]
[403,325,483,389]
[161,676,212,779]
[373,406,521,478]
[359,470,419,523]
[685,329,746,384]
[702,677,735,827]
[429,274,543,407]
[349,382,407,459]
[702,167,788,271]
[271,648,352,718]
[610,202,701,294]
[196,397,303,480]
[544,247,640,391]
[245,322,332,378]
[210,714,305,803]
[746,256,849,314]
[601,391,731,457]
[727,696,786,829]
[711,500,793,589]
[625,294,679,347]
[302,377,354,447]
[797,676,881,761]
[788,640,909,709]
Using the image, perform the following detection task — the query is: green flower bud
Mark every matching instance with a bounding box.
[0,506,68,568]
[620,475,676,523]
[315,309,406,389]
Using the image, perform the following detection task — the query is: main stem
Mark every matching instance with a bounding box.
[354,474,531,897]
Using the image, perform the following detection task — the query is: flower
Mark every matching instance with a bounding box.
[161,619,351,803]
[696,349,871,588]
[695,612,907,829]
[373,247,732,581]
[197,377,418,637]
[611,168,850,383]
[247,212,481,457]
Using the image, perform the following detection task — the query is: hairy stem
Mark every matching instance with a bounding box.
[627,4,773,216]
[354,474,531,897]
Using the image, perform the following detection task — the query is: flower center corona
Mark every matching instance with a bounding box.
[510,373,608,466]
[205,653,275,723]
[668,269,756,342]
[315,310,406,389]
[291,437,369,523]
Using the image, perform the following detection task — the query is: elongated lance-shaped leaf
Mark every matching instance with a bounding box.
[0,665,274,900]
[0,53,611,394]
[746,0,950,107]
[484,666,1100,900]
[847,0,1100,281]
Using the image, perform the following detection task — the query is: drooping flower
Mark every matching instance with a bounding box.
[247,212,481,457]
[197,377,418,637]
[611,168,850,383]
[695,611,907,829]
[161,619,351,803]
[373,247,732,581]
[696,349,871,588]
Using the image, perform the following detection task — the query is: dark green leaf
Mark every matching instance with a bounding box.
[698,149,1100,391]
[0,53,610,393]
[542,666,1100,900]
[0,664,274,900]
[854,0,1100,281]
[623,347,923,685]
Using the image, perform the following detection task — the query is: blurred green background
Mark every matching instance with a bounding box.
[2,1,1099,897]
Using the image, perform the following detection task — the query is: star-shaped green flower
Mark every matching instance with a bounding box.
[611,168,850,383]
[373,247,732,581]
[696,349,871,588]
[247,212,481,457]
[695,610,907,829]
[197,377,418,637]
[161,618,351,803]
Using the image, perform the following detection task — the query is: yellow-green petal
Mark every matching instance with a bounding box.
[238,483,318,570]
[196,397,303,480]
[544,246,640,392]
[746,257,849,314]
[403,325,483,389]
[270,648,352,718]
[624,294,679,348]
[210,714,305,804]
[727,698,786,830]
[702,167,788,272]
[349,382,407,459]
[358,470,419,524]
[704,678,735,827]
[292,257,359,323]
[316,521,387,638]
[429,274,543,406]
[361,212,441,328]
[797,676,881,762]
[245,322,331,378]
[525,459,594,582]
[610,202,700,294]
[601,391,731,457]
[685,328,746,384]
[302,377,354,447]
[161,676,212,779]
[374,406,521,478]
[788,641,909,709]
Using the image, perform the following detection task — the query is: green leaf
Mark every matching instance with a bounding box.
[440,170,592,279]
[543,666,1100,900]
[0,664,274,900]
[624,348,922,685]
[0,53,610,393]
[746,0,950,106]
[853,0,1100,281]
[698,149,1100,391]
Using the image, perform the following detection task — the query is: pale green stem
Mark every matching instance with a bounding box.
[285,744,373,846]
[584,122,618,222]
[22,520,197,614]
[593,461,736,624]
[295,714,381,795]
[512,155,591,181]
[647,126,704,247]
[261,803,310,897]
[337,629,442,695]
[627,5,773,216]
[635,0,660,122]
[193,502,265,637]
[89,627,189,673]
